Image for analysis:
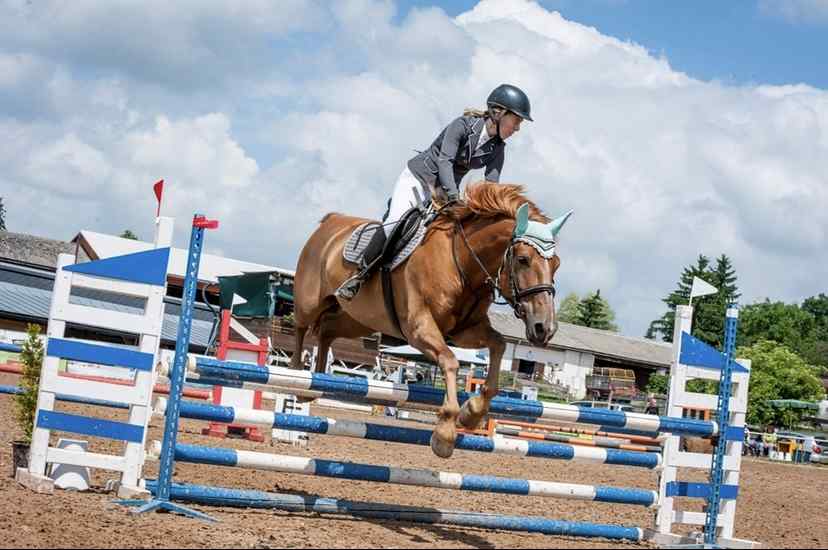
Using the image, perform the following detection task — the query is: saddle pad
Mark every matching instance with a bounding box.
[343,221,427,271]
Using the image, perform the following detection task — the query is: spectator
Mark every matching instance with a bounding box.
[645,394,659,415]
[803,435,815,464]
[752,434,764,457]
[765,428,777,458]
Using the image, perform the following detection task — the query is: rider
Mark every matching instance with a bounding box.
[337,83,533,299]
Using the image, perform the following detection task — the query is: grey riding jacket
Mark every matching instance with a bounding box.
[407,115,505,197]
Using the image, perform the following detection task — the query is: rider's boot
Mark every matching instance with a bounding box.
[336,227,387,300]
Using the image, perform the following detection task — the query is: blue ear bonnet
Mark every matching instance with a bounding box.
[512,203,573,259]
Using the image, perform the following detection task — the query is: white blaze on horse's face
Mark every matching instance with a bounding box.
[511,204,573,346]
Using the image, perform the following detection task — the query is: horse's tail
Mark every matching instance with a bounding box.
[307,318,321,336]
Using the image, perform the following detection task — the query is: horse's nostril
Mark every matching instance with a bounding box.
[534,322,545,338]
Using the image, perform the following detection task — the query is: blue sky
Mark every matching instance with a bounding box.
[402,0,828,88]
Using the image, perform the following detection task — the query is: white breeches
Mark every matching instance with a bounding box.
[381,167,431,236]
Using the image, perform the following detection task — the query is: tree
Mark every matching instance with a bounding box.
[645,373,669,395]
[692,255,741,349]
[0,196,6,231]
[647,254,740,349]
[120,230,139,240]
[14,324,44,443]
[647,255,710,342]
[558,292,580,324]
[574,290,618,331]
[802,293,828,327]
[738,340,825,428]
[801,294,828,367]
[739,299,827,367]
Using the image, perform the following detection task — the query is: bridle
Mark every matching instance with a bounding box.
[454,219,556,319]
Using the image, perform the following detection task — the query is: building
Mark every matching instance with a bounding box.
[488,310,672,399]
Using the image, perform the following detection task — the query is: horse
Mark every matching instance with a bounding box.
[290,182,572,458]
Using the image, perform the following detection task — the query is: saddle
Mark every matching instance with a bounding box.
[342,207,427,334]
[342,207,427,271]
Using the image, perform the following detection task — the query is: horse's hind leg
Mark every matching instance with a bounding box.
[290,325,309,369]
[451,321,507,430]
[315,308,373,374]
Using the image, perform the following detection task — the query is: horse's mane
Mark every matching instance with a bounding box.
[318,182,548,229]
[433,181,549,229]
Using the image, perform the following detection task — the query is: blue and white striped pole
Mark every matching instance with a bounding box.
[144,481,649,542]
[185,356,717,437]
[152,441,658,507]
[156,397,661,469]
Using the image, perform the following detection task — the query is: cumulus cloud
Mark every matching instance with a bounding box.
[759,0,828,24]
[2,0,826,336]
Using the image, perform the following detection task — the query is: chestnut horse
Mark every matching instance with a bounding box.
[290,182,572,458]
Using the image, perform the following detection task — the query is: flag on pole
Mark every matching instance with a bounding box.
[689,276,718,304]
[153,180,164,217]
[231,293,248,314]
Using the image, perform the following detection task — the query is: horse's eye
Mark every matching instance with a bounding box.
[517,256,531,267]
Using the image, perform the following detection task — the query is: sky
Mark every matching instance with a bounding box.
[1,0,826,338]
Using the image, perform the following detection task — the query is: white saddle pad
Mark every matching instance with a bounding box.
[342,221,427,271]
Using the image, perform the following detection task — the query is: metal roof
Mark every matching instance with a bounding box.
[0,264,214,349]
[488,310,672,368]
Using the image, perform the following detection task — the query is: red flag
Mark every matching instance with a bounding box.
[153,180,164,217]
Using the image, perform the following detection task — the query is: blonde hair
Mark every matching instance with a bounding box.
[463,106,506,120]
[463,108,488,118]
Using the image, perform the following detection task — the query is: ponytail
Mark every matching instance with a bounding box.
[464,106,507,120]
[463,108,489,118]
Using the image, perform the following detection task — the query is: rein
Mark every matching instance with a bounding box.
[452,218,556,319]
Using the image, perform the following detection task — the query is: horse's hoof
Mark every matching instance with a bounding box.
[430,433,455,459]
[457,407,481,430]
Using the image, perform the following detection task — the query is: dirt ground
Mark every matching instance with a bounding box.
[1,372,826,549]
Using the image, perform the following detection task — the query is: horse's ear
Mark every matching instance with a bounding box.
[514,203,530,236]
[548,210,574,237]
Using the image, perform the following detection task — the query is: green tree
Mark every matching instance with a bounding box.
[120,229,139,240]
[801,294,828,367]
[574,290,618,331]
[0,196,6,231]
[738,301,817,352]
[739,340,825,428]
[14,324,44,443]
[738,299,828,367]
[645,373,669,395]
[558,292,580,324]
[692,255,741,348]
[647,254,740,349]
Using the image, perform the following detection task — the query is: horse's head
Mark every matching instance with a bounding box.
[499,203,573,346]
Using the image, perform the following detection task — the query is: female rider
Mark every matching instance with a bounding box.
[337,83,532,299]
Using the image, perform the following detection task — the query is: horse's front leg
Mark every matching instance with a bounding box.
[408,319,461,459]
[452,322,506,430]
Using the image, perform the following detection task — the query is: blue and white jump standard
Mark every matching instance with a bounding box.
[15,217,173,498]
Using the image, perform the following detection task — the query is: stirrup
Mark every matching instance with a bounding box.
[335,273,364,300]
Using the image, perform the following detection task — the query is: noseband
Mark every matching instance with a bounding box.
[454,221,556,319]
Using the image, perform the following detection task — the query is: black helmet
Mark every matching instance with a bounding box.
[487,84,533,121]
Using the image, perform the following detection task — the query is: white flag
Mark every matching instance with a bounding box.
[231,293,248,311]
[690,277,718,302]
